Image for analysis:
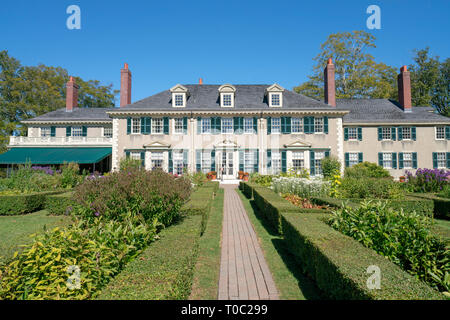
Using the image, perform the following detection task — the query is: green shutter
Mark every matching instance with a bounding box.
[183,117,188,134]
[391,127,396,141]
[253,117,258,134]
[325,150,330,158]
[125,151,130,159]
[82,126,87,137]
[239,150,244,172]
[164,117,169,134]
[211,150,216,172]
[378,153,383,166]
[309,151,315,176]
[267,117,271,134]
[142,117,151,135]
[286,117,291,134]
[50,127,56,137]
[281,150,287,173]
[345,153,350,167]
[127,118,131,135]
[447,153,450,169]
[254,150,259,173]
[197,117,202,134]
[141,118,146,134]
[399,153,404,169]
[398,127,403,140]
[216,117,222,134]
[357,127,362,141]
[432,153,438,169]
[168,150,173,173]
[358,152,363,163]
[140,151,145,168]
[306,117,314,134]
[196,150,201,172]
[392,153,397,169]
[446,126,450,140]
[324,116,328,134]
[344,128,349,141]
[377,127,382,141]
[66,127,71,137]
[183,150,188,170]
[281,117,286,134]
[411,127,416,141]
[267,150,272,169]
[412,153,418,169]
[234,117,241,134]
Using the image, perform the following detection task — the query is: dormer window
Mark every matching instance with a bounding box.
[170,84,189,108]
[266,84,284,107]
[218,84,236,108]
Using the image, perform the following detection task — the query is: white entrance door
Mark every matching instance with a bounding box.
[221,151,234,179]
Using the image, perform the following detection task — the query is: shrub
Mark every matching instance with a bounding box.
[0,191,64,215]
[322,156,341,179]
[60,163,83,188]
[0,217,156,300]
[438,184,450,199]
[339,177,403,199]
[249,174,273,187]
[73,169,191,227]
[405,168,450,193]
[46,192,75,216]
[271,177,330,198]
[344,162,391,179]
[119,158,142,171]
[410,193,450,220]
[328,201,449,293]
[185,171,206,187]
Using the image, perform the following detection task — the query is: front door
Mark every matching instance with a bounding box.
[221,151,234,179]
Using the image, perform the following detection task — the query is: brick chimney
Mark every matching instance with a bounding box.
[66,76,79,112]
[199,78,203,85]
[324,58,336,107]
[398,65,412,112]
[120,63,132,107]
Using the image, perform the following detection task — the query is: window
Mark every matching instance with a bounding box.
[174,118,184,134]
[174,94,184,107]
[244,118,254,134]
[271,94,280,106]
[72,127,83,137]
[223,94,232,107]
[314,151,325,175]
[271,151,281,175]
[40,127,51,137]
[292,118,303,133]
[382,127,392,140]
[292,152,305,172]
[151,152,163,169]
[132,118,140,134]
[271,118,281,134]
[382,153,393,169]
[103,127,113,138]
[244,151,256,173]
[314,118,324,133]
[348,153,359,167]
[437,152,446,168]
[130,152,141,161]
[401,127,411,140]
[348,128,358,140]
[152,118,163,134]
[403,152,413,169]
[173,151,184,175]
[436,127,445,140]
[202,118,211,134]
[201,152,211,173]
[221,118,233,134]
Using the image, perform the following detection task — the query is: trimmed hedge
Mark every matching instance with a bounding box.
[97,215,203,300]
[0,190,66,216]
[311,196,360,209]
[281,212,444,300]
[409,193,450,220]
[241,182,258,199]
[45,192,75,216]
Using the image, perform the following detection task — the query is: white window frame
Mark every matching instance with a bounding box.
[221,118,233,134]
[174,118,184,134]
[268,92,283,107]
[151,152,164,169]
[201,118,211,134]
[348,152,359,167]
[220,93,234,108]
[403,152,413,169]
[271,118,281,134]
[71,126,83,137]
[130,152,141,161]
[201,151,212,174]
[151,118,164,134]
[292,151,305,171]
[173,94,185,107]
[314,151,325,175]
[40,127,51,137]
[436,152,446,169]
[173,151,185,175]
[131,118,141,135]
[271,151,281,175]
[314,117,324,134]
[382,153,393,169]
[401,127,412,140]
[436,127,445,140]
[348,127,358,140]
[291,118,303,133]
[382,127,392,140]
[103,127,113,138]
[244,151,256,173]
[244,118,254,134]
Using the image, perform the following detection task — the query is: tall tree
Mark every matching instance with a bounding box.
[294,31,397,101]
[0,51,119,152]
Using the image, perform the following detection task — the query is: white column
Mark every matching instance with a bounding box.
[112,118,119,172]
[336,117,345,176]
[145,150,151,171]
[190,117,195,173]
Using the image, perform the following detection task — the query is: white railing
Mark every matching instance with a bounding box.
[9,136,113,146]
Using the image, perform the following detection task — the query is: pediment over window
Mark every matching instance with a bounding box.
[170,84,189,107]
[214,139,239,149]
[218,84,236,107]
[266,84,284,107]
[266,83,285,93]
[143,141,171,150]
[218,84,236,93]
[170,84,189,93]
[283,140,312,149]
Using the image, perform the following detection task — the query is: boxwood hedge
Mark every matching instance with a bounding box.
[0,190,66,216]
[45,192,75,216]
[409,193,450,220]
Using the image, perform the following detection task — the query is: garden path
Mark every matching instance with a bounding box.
[218,185,279,300]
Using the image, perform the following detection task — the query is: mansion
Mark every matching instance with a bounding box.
[1,60,449,179]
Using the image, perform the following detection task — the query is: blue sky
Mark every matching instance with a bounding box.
[1,0,449,106]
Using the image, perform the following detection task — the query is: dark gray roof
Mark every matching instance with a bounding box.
[119,84,338,111]
[25,107,114,122]
[336,99,450,124]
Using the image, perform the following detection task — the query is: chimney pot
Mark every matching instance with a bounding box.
[120,63,132,107]
[66,76,79,112]
[398,65,412,112]
[327,58,333,64]
[199,78,203,85]
[324,58,336,107]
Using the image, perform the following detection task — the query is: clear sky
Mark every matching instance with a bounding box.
[1,0,449,106]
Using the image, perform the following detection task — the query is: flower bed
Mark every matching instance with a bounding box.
[282,194,328,210]
[406,168,450,193]
[271,177,330,198]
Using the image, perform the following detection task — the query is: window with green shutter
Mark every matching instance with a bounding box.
[358,152,363,163]
[392,152,397,169]
[344,153,350,167]
[344,128,349,141]
[211,150,216,172]
[324,116,328,134]
[66,127,71,137]
[267,150,272,169]
[267,117,271,134]
[239,150,244,172]
[141,117,151,135]
[127,118,131,135]
[446,126,450,140]
[281,150,286,173]
[412,152,418,169]
[50,127,56,137]
[234,117,243,134]
[168,150,173,173]
[411,127,416,141]
[197,117,202,134]
[196,150,201,172]
[357,127,362,141]
[309,151,315,175]
[183,117,188,134]
[391,127,396,141]
[254,150,259,173]
[399,153,404,169]
[164,117,170,134]
[140,152,145,167]
[253,117,258,134]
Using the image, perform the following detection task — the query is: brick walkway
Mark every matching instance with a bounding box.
[218,185,279,300]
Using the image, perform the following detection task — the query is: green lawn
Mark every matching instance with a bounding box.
[189,188,224,299]
[432,219,450,240]
[237,190,322,300]
[0,210,73,264]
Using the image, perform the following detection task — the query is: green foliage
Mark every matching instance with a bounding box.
[321,156,341,179]
[0,218,156,300]
[339,177,403,199]
[73,169,191,227]
[45,192,75,216]
[328,201,449,293]
[184,171,206,188]
[344,161,391,179]
[271,177,330,199]
[280,167,310,179]
[119,158,142,171]
[438,184,450,199]
[249,173,273,187]
[281,211,444,299]
[60,163,83,188]
[411,193,450,220]
[0,191,64,216]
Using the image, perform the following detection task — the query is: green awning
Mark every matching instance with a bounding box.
[0,147,111,165]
